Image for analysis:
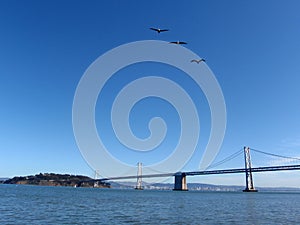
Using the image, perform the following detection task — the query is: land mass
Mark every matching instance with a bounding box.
[2,173,110,188]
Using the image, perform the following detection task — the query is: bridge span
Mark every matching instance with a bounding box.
[89,147,300,191]
[94,164,300,191]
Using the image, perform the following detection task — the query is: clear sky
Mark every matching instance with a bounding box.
[1,0,300,187]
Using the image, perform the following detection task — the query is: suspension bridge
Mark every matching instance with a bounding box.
[83,147,300,191]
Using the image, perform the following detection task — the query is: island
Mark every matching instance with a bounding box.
[3,173,110,188]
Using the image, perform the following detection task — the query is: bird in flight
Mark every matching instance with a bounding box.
[150,28,169,33]
[191,59,206,63]
[169,41,187,45]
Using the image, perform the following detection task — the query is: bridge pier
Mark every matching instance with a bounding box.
[173,173,188,191]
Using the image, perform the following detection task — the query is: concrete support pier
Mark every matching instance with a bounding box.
[173,172,188,191]
[243,189,258,192]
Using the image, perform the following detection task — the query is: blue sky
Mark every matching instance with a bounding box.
[1,0,300,187]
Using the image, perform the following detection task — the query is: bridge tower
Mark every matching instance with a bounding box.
[94,170,100,188]
[243,147,257,192]
[173,172,188,191]
[135,162,143,190]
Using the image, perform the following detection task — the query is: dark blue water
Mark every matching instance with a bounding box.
[1,184,299,224]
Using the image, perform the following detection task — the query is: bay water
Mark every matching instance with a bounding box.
[0,184,299,224]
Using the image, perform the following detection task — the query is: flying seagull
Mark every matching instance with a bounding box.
[191,59,206,63]
[169,41,187,45]
[150,28,169,33]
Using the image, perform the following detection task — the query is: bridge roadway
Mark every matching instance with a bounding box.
[94,164,300,182]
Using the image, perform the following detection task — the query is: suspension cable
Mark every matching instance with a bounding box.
[251,148,300,161]
[145,166,174,175]
[206,148,244,170]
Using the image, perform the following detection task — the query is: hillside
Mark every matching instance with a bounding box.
[3,173,110,188]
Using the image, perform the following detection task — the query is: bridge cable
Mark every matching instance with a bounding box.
[206,148,244,170]
[251,148,300,161]
[145,166,174,175]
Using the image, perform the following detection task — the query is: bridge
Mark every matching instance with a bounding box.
[87,147,300,191]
